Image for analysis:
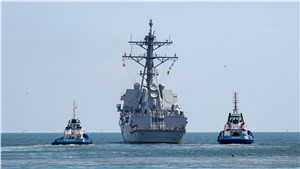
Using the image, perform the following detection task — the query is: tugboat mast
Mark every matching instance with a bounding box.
[73,100,77,119]
[122,19,177,91]
[233,92,239,114]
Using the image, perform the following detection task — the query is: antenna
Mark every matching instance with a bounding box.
[73,100,77,119]
[233,92,239,114]
[130,34,132,55]
[123,19,175,90]
[149,19,153,33]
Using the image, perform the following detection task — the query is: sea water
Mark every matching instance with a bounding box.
[1,132,299,168]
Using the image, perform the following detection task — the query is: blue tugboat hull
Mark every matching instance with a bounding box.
[52,136,92,145]
[217,135,254,144]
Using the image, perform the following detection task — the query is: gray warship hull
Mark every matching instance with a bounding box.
[121,124,185,143]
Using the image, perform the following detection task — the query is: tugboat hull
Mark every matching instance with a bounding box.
[52,137,92,145]
[217,135,254,144]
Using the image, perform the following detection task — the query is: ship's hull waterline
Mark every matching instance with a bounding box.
[121,125,185,143]
[217,135,254,144]
[52,137,93,145]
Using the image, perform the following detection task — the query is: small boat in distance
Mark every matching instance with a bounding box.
[217,92,254,144]
[52,101,92,145]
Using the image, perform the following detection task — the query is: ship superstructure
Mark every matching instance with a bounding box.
[117,20,187,143]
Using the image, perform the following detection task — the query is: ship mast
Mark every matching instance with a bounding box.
[122,19,178,91]
[233,92,239,114]
[73,100,77,119]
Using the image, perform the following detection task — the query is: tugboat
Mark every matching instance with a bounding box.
[116,20,188,143]
[217,92,254,144]
[52,101,92,145]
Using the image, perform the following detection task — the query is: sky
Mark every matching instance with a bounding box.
[2,2,299,133]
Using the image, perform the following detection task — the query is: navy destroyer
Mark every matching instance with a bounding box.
[217,92,254,144]
[52,101,92,145]
[116,20,188,143]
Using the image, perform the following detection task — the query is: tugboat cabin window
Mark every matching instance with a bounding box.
[229,116,242,124]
